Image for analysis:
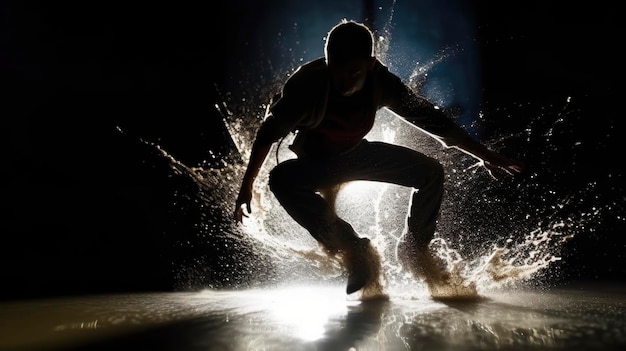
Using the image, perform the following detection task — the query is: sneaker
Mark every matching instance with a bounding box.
[345,237,374,294]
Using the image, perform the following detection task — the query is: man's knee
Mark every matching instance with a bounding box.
[268,166,288,196]
[430,160,445,185]
[412,157,444,188]
[269,161,306,199]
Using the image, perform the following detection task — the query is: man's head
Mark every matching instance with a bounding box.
[325,20,376,96]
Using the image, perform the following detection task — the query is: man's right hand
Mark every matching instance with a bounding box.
[232,139,273,223]
[234,187,253,223]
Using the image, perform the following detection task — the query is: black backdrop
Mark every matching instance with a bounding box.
[2,1,622,300]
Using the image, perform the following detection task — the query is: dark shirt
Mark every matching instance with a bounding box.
[303,82,376,157]
[255,57,468,158]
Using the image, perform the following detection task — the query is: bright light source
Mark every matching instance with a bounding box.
[264,286,352,341]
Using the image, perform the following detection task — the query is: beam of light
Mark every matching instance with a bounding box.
[198,286,356,343]
[262,286,352,342]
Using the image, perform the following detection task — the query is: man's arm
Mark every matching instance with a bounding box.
[234,138,273,223]
[410,116,525,180]
[233,100,301,223]
[449,133,525,180]
[380,70,524,179]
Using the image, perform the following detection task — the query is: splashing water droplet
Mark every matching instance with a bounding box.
[144,6,613,298]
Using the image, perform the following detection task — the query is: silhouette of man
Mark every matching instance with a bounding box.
[234,19,523,295]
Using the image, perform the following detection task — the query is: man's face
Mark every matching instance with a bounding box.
[328,57,375,97]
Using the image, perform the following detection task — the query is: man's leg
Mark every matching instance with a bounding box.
[336,141,445,249]
[268,158,360,252]
[323,141,448,283]
[268,140,447,291]
[269,156,377,294]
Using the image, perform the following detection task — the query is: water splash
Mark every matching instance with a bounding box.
[145,4,616,298]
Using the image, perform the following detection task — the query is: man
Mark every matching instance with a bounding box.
[234,20,524,295]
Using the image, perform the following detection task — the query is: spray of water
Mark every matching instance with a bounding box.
[145,4,615,300]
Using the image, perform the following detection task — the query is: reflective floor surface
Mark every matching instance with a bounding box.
[1,282,625,351]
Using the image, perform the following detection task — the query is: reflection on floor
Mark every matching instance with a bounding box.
[1,283,625,351]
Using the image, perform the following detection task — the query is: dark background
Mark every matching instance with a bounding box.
[2,1,623,300]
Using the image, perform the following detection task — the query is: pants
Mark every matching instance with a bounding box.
[269,140,444,252]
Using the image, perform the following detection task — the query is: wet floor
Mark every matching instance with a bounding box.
[1,282,625,351]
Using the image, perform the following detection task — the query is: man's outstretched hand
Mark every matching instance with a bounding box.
[234,187,253,223]
[481,151,525,180]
